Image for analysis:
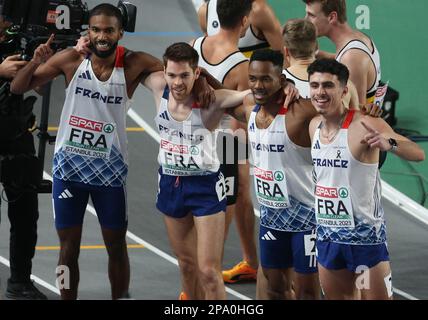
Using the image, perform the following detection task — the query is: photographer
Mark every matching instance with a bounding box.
[0,16,47,299]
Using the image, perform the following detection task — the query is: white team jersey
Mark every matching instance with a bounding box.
[53,46,131,187]
[311,110,386,245]
[155,87,220,176]
[336,39,382,102]
[248,105,316,232]
[193,36,247,129]
[205,0,268,53]
[282,69,310,99]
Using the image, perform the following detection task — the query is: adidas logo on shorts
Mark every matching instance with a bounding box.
[59,189,73,199]
[261,231,277,241]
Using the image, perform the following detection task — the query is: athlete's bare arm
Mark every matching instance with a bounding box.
[11,35,82,94]
[351,114,425,163]
[226,93,254,123]
[340,50,372,103]
[316,50,336,60]
[125,50,164,98]
[251,1,284,53]
[341,79,359,110]
[198,2,208,35]
[286,99,318,147]
[141,70,167,109]
[223,61,250,91]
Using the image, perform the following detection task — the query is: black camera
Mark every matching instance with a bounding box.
[0,0,137,59]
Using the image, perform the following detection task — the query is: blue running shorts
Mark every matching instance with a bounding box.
[53,177,128,230]
[316,240,390,272]
[259,225,318,274]
[156,168,227,218]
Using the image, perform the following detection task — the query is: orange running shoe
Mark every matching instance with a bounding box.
[222,261,257,284]
[178,292,189,300]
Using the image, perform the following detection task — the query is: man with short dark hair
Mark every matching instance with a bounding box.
[308,58,425,300]
[225,49,321,299]
[153,42,251,300]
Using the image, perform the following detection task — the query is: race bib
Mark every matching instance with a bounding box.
[253,166,290,209]
[64,115,116,160]
[215,174,227,202]
[315,185,355,228]
[224,176,235,197]
[160,139,206,176]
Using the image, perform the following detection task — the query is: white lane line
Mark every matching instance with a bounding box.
[393,288,418,300]
[0,256,60,296]
[42,170,251,301]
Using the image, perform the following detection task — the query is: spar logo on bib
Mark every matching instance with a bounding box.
[338,187,349,198]
[274,171,284,182]
[103,124,115,134]
[161,140,189,154]
[190,146,199,155]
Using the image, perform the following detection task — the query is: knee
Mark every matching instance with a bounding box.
[178,257,197,278]
[106,240,128,261]
[59,242,80,265]
[199,265,220,288]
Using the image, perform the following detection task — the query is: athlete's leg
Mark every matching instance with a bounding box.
[232,119,258,269]
[292,230,321,299]
[235,161,258,268]
[318,264,358,300]
[360,261,393,300]
[194,212,226,299]
[91,184,130,299]
[53,178,88,300]
[224,204,236,239]
[164,214,202,300]
[258,266,295,300]
[56,226,83,300]
[293,272,321,300]
[101,228,130,299]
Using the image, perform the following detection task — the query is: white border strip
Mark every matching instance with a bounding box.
[382,181,428,226]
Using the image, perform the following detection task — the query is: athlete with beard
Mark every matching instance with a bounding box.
[10,3,165,300]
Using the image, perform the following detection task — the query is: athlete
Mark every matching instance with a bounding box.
[308,58,425,299]
[151,42,252,300]
[192,0,259,285]
[303,0,381,106]
[198,0,284,57]
[218,49,320,299]
[10,4,211,299]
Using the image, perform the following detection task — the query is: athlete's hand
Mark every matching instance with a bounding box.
[360,103,383,118]
[31,34,55,65]
[74,36,91,55]
[193,76,216,108]
[282,81,300,108]
[0,54,28,78]
[360,121,391,151]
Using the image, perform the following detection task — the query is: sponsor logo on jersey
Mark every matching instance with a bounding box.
[160,140,189,154]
